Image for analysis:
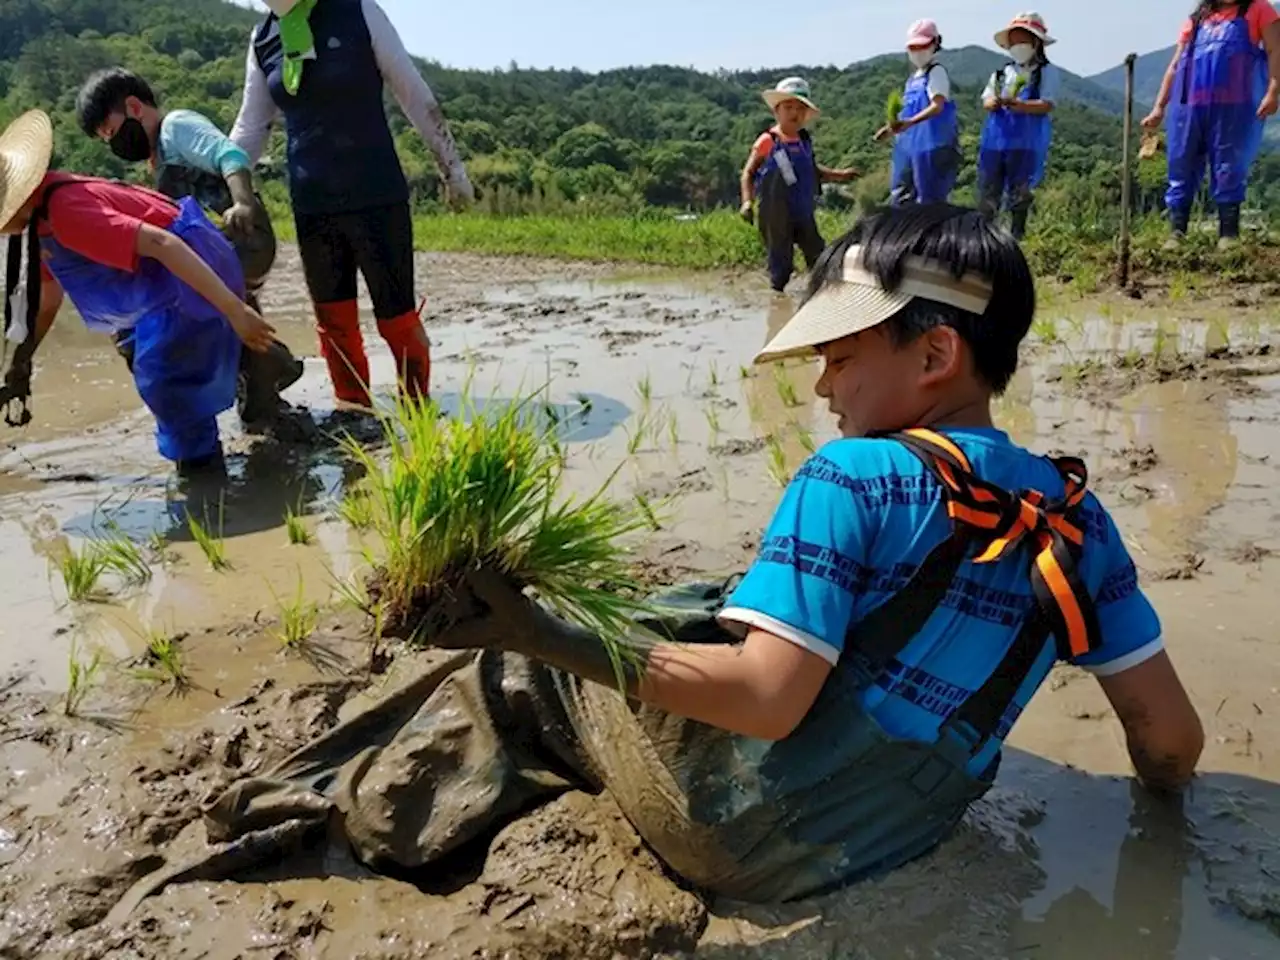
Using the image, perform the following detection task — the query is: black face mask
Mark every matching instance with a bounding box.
[108,117,152,162]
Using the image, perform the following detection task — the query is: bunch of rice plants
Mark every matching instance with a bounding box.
[885,89,904,127]
[343,390,656,675]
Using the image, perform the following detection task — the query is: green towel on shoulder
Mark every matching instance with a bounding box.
[280,0,319,96]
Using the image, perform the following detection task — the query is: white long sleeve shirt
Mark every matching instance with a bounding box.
[229,0,472,197]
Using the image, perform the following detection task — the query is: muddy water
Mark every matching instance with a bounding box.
[2,249,1280,958]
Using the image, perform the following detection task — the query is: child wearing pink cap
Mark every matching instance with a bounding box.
[877,19,960,205]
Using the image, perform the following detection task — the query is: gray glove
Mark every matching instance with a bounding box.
[420,563,657,693]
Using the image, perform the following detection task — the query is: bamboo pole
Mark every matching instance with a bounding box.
[1119,53,1137,289]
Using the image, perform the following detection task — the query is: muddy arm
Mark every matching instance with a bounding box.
[433,566,832,741]
[1096,650,1204,793]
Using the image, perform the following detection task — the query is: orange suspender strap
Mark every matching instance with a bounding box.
[894,429,1104,662]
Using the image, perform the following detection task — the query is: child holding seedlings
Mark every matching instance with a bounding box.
[0,110,278,474]
[740,77,859,293]
[977,12,1062,240]
[190,204,1204,911]
[1142,0,1280,248]
[74,67,302,427]
[877,19,961,205]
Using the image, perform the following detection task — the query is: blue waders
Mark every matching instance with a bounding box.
[1165,12,1268,237]
[978,65,1054,240]
[755,132,824,292]
[40,192,243,467]
[890,66,960,205]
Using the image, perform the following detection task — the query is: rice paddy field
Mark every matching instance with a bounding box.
[3,242,1280,958]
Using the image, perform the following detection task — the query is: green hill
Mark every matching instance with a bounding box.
[1,0,1274,217]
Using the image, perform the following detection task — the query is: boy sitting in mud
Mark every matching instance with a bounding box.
[148,202,1205,910]
[740,77,858,293]
[74,67,302,427]
[0,110,283,475]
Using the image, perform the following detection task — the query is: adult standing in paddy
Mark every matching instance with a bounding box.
[230,0,474,409]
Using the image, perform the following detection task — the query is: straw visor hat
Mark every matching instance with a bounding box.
[754,245,995,364]
[762,77,821,123]
[0,110,53,233]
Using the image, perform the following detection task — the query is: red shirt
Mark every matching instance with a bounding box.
[36,172,179,281]
[1179,2,1279,46]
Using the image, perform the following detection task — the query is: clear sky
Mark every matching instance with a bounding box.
[247,1,1190,77]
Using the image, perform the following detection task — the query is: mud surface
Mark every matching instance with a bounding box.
[3,249,1280,957]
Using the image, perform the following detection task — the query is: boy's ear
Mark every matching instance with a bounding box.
[125,96,144,118]
[919,325,964,385]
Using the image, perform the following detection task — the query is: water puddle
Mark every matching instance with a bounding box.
[2,252,1279,956]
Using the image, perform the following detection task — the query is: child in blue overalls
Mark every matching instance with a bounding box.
[879,19,961,205]
[977,12,1062,241]
[740,78,859,292]
[1142,0,1280,248]
[0,110,278,476]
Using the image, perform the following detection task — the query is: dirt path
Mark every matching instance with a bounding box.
[2,249,1280,958]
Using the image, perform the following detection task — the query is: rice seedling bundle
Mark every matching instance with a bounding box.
[344,392,655,664]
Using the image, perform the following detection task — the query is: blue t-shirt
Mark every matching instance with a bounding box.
[719,427,1163,774]
[158,110,251,180]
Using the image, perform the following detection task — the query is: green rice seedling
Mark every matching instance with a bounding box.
[708,362,720,389]
[274,575,320,650]
[634,493,662,532]
[667,410,680,450]
[187,499,229,572]
[575,393,593,414]
[98,521,152,585]
[1031,317,1060,345]
[773,366,802,408]
[338,386,659,687]
[131,627,190,691]
[55,543,111,603]
[636,373,653,410]
[738,365,751,381]
[703,404,721,442]
[885,89,904,127]
[796,424,817,455]
[340,483,377,531]
[1169,271,1192,302]
[1009,74,1028,100]
[766,435,790,487]
[64,640,103,717]
[284,502,312,546]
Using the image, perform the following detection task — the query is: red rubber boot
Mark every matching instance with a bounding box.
[377,309,431,402]
[314,300,371,408]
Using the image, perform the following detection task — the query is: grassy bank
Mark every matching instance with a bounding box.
[266,200,1280,294]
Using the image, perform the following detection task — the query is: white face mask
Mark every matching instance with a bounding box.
[908,49,934,69]
[1008,43,1036,66]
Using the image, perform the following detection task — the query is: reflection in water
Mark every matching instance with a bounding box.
[1013,783,1192,959]
[1120,380,1238,562]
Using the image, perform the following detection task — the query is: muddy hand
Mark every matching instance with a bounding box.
[1141,107,1165,130]
[418,563,539,651]
[222,202,257,241]
[1258,92,1279,120]
[230,301,277,353]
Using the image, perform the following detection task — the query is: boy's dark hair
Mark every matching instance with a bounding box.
[75,68,157,137]
[804,203,1034,394]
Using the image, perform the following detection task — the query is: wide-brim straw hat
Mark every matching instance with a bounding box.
[754,244,995,364]
[0,110,53,233]
[995,11,1056,49]
[762,77,821,122]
